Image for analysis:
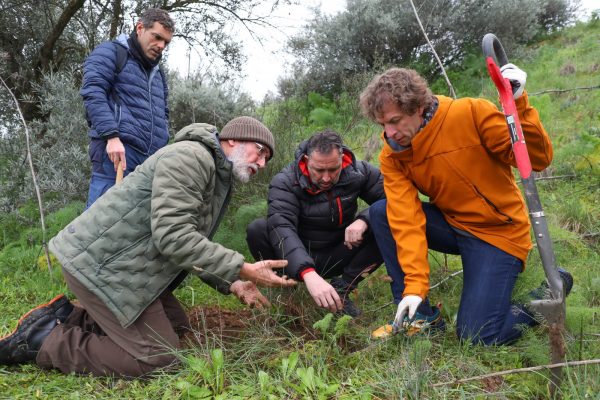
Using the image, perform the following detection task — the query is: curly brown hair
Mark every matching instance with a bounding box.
[359,68,435,121]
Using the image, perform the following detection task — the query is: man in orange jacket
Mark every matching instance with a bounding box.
[360,66,572,344]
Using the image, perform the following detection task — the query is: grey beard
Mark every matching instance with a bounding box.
[232,164,251,183]
[228,143,252,183]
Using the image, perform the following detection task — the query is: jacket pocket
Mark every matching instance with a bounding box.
[95,233,151,275]
[472,185,513,225]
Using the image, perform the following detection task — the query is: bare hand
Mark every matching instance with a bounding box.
[239,260,297,288]
[230,280,271,309]
[344,219,368,249]
[303,271,343,312]
[106,137,126,172]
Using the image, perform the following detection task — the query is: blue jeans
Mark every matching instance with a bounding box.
[369,199,538,345]
[86,140,148,208]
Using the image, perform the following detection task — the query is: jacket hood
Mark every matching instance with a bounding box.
[174,123,227,164]
[294,139,357,164]
[115,33,129,49]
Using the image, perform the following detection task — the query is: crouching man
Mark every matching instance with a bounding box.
[247,130,385,317]
[360,67,572,343]
[0,117,296,377]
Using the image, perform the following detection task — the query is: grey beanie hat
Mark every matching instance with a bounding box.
[220,116,275,160]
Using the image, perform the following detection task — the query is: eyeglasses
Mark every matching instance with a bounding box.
[254,142,270,161]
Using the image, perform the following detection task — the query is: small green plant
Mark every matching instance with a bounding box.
[177,349,226,398]
[312,313,334,334]
[291,366,339,400]
[257,370,278,400]
[280,351,299,383]
[312,313,353,337]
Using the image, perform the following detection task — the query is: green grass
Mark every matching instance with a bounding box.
[1,20,600,399]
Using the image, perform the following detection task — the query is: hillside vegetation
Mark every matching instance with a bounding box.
[0,19,599,399]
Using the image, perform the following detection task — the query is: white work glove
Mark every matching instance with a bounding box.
[500,63,527,99]
[392,295,423,332]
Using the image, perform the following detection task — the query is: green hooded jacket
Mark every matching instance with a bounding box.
[49,123,244,327]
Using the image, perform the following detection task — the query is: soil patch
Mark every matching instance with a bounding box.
[182,303,320,347]
[182,305,254,346]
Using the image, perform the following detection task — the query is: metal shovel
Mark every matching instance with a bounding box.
[482,33,567,397]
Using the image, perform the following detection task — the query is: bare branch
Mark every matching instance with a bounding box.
[529,85,600,96]
[408,0,457,99]
[37,0,86,73]
[529,174,577,181]
[0,76,53,275]
[430,269,463,290]
[109,0,123,39]
[433,358,600,388]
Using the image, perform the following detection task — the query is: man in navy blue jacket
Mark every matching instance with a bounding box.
[81,8,174,207]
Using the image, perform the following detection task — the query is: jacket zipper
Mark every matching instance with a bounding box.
[95,233,152,275]
[326,192,335,223]
[336,196,343,226]
[473,186,513,223]
[146,67,159,155]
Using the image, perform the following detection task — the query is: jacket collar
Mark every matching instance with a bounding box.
[174,123,230,168]
[382,95,452,164]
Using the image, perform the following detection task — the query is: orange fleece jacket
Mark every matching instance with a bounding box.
[379,93,553,300]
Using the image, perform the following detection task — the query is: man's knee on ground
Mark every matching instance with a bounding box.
[456,323,502,346]
[246,217,266,238]
[137,352,178,376]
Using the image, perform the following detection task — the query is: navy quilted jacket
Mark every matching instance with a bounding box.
[80,34,170,155]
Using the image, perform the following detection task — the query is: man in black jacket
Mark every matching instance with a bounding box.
[246,130,385,316]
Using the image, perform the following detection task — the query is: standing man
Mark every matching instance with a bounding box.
[81,8,174,207]
[360,67,572,344]
[0,117,296,377]
[246,130,385,317]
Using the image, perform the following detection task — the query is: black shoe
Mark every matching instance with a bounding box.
[0,294,74,364]
[529,267,574,300]
[330,277,361,318]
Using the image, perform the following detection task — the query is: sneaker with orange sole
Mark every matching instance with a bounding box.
[371,304,445,339]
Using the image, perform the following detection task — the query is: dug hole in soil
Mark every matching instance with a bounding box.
[182,293,320,347]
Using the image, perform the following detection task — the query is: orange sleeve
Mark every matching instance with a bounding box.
[515,92,553,171]
[472,93,553,172]
[379,149,430,299]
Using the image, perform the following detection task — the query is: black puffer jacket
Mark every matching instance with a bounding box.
[266,140,385,279]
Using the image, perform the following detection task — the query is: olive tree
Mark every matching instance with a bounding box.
[281,0,578,98]
[0,0,289,211]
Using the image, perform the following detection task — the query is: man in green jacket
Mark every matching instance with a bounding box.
[0,117,296,377]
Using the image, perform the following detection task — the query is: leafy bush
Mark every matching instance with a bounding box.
[281,0,577,99]
[0,69,89,213]
[167,72,256,134]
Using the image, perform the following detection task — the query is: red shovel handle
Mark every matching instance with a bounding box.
[482,34,532,179]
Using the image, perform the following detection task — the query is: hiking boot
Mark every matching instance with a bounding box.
[371,304,445,339]
[330,277,361,318]
[0,294,74,364]
[529,267,574,300]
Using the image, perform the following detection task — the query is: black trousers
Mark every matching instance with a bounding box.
[246,218,383,288]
